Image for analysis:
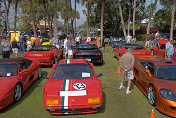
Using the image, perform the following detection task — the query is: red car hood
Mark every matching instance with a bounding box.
[44,78,102,108]
[24,51,50,57]
[133,49,151,55]
[0,77,17,99]
[157,79,176,92]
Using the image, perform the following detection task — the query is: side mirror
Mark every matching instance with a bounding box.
[97,73,103,77]
[145,69,151,76]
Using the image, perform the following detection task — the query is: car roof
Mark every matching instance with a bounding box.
[135,55,176,66]
[58,59,88,65]
[121,43,143,48]
[32,45,53,49]
[77,44,98,49]
[0,58,32,64]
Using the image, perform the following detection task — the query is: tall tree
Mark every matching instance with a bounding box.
[100,0,105,43]
[128,0,132,35]
[69,0,74,37]
[117,0,127,38]
[3,0,12,36]
[75,0,80,37]
[132,0,137,37]
[65,0,69,35]
[30,0,37,38]
[54,0,57,38]
[170,0,176,38]
[147,0,157,34]
[14,0,18,38]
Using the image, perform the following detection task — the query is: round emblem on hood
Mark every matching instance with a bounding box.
[73,83,86,90]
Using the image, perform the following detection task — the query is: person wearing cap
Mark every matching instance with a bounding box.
[119,48,135,94]
[1,37,11,58]
[165,37,174,60]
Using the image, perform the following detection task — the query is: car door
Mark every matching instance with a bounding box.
[53,46,63,60]
[139,62,155,92]
[18,62,32,91]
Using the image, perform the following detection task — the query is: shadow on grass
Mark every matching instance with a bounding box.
[94,60,105,66]
[0,77,43,113]
[123,80,135,90]
[42,70,49,79]
[98,91,106,114]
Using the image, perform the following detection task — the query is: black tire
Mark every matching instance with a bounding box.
[38,66,42,78]
[151,50,154,55]
[14,83,22,102]
[148,85,156,106]
[99,58,103,65]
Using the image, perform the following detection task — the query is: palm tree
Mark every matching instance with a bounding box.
[3,0,12,36]
[100,0,105,43]
[128,0,132,35]
[147,0,157,34]
[132,0,137,37]
[65,0,69,35]
[69,0,73,37]
[53,0,57,38]
[170,0,176,38]
[14,0,18,38]
[75,0,80,37]
[30,0,37,38]
[117,0,127,38]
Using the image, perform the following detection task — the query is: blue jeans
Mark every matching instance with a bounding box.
[21,43,26,53]
[150,41,155,49]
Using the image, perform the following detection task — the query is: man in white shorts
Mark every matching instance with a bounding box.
[64,37,68,59]
[67,36,73,59]
[126,33,132,44]
[119,48,135,94]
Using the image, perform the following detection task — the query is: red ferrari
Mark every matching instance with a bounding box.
[23,45,63,65]
[82,37,97,46]
[151,40,176,59]
[43,59,103,115]
[113,43,151,61]
[0,58,41,110]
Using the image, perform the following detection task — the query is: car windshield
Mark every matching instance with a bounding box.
[91,38,96,41]
[156,66,176,80]
[0,63,18,77]
[52,63,94,79]
[31,45,52,51]
[42,40,50,42]
[77,44,98,50]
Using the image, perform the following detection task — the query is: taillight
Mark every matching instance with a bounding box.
[75,53,81,56]
[95,53,101,56]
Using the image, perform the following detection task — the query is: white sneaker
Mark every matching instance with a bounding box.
[119,85,125,89]
[126,91,131,94]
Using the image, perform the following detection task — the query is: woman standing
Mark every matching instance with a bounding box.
[11,38,18,58]
[26,38,33,51]
[1,37,11,58]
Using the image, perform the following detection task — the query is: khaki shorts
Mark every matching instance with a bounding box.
[123,70,134,80]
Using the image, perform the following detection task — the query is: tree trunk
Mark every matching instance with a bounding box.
[147,0,157,34]
[87,2,91,37]
[38,20,42,36]
[128,2,132,35]
[54,0,57,38]
[14,0,18,38]
[74,0,76,37]
[101,0,105,44]
[117,0,126,38]
[69,0,74,37]
[43,0,52,38]
[132,0,136,37]
[3,0,11,36]
[65,0,69,35]
[170,0,176,38]
[30,0,37,38]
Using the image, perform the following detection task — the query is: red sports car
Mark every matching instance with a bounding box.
[23,45,63,65]
[113,44,151,61]
[151,40,176,58]
[82,37,97,46]
[0,58,41,110]
[43,59,103,115]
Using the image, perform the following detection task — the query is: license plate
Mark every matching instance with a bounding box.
[86,59,91,61]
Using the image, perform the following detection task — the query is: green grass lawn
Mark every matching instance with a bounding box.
[0,45,168,118]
